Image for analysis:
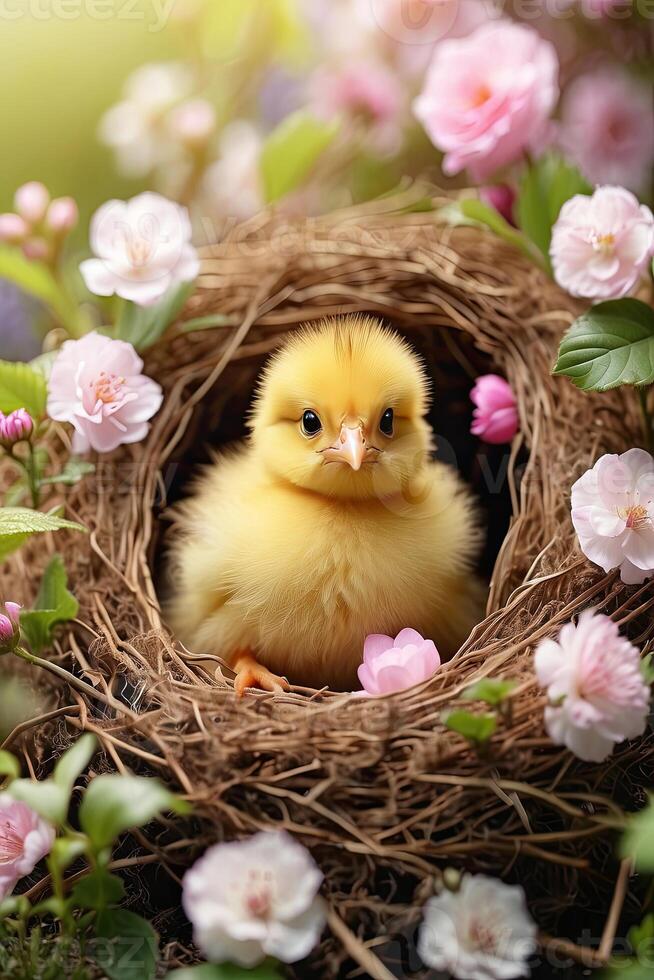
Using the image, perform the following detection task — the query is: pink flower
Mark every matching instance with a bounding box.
[182,831,325,966]
[470,375,518,445]
[0,213,29,244]
[79,193,200,307]
[357,628,440,696]
[534,610,650,762]
[559,68,654,195]
[47,332,163,454]
[571,449,654,585]
[167,98,216,148]
[413,21,559,180]
[0,794,54,899]
[551,187,654,300]
[0,409,34,449]
[45,197,79,235]
[14,182,49,225]
[0,601,21,655]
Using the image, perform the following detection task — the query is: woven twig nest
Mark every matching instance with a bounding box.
[6,192,654,976]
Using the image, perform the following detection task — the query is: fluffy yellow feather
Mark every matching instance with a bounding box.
[168,316,484,693]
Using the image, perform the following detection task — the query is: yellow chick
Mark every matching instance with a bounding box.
[168,316,484,694]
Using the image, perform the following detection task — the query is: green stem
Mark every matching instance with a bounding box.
[638,387,653,454]
[7,445,40,509]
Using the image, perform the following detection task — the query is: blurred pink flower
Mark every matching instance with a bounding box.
[14,182,49,225]
[559,68,654,195]
[46,197,79,235]
[0,601,21,655]
[0,794,54,899]
[479,184,516,226]
[47,332,163,454]
[413,21,559,180]
[182,831,325,966]
[80,193,199,307]
[167,98,216,148]
[551,186,654,300]
[534,610,650,762]
[571,449,654,585]
[470,375,518,444]
[357,628,440,696]
[0,409,34,449]
[0,214,29,244]
[202,122,264,223]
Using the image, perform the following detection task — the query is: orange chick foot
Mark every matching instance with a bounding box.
[232,652,290,697]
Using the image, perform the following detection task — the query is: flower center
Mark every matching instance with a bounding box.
[0,822,24,863]
[590,231,616,256]
[125,234,154,269]
[244,868,274,919]
[467,918,499,954]
[470,83,492,109]
[618,504,651,530]
[91,371,125,405]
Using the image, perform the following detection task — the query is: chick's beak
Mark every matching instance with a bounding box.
[323,424,367,471]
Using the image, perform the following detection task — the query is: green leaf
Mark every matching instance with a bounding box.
[641,652,654,684]
[115,282,194,351]
[0,360,47,418]
[517,154,591,269]
[554,299,654,391]
[40,458,95,487]
[166,964,282,980]
[53,734,96,793]
[0,248,80,331]
[0,750,19,781]
[443,710,497,744]
[0,507,85,561]
[49,836,88,874]
[79,774,189,851]
[448,199,541,265]
[93,909,158,980]
[260,111,339,204]
[72,869,125,911]
[8,778,68,824]
[20,555,79,653]
[621,796,654,871]
[462,678,517,707]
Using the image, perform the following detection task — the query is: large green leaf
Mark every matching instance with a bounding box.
[0,508,85,561]
[0,360,47,418]
[79,774,189,851]
[260,111,339,204]
[554,299,654,391]
[8,778,69,824]
[94,909,158,980]
[20,554,79,653]
[517,154,591,269]
[115,282,194,351]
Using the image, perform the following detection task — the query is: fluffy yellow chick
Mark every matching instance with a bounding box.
[168,316,483,694]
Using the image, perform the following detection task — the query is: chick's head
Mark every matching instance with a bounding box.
[249,316,432,500]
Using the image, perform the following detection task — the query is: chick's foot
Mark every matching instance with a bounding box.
[232,651,290,697]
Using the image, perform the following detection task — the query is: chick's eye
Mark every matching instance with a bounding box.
[380,408,394,436]
[301,410,322,436]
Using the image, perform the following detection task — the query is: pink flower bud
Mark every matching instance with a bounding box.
[0,213,29,244]
[21,238,50,262]
[14,182,50,225]
[4,602,21,626]
[168,99,216,147]
[46,197,79,235]
[470,374,519,445]
[479,185,516,227]
[0,409,34,449]
[0,602,21,654]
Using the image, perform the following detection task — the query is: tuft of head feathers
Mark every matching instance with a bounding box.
[249,315,433,500]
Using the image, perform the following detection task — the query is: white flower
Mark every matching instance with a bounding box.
[80,192,200,307]
[182,831,326,967]
[571,449,654,584]
[201,121,265,223]
[534,610,650,763]
[418,874,537,980]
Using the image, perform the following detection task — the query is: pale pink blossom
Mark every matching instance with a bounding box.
[470,375,518,445]
[413,21,559,180]
[357,628,440,696]
[0,214,29,244]
[167,99,216,148]
[534,610,650,762]
[201,122,265,223]
[14,182,49,225]
[418,873,537,979]
[0,409,34,449]
[551,187,654,300]
[559,68,654,195]
[0,794,54,899]
[182,831,325,967]
[79,193,199,307]
[46,197,79,235]
[571,449,654,585]
[0,601,21,655]
[47,332,163,454]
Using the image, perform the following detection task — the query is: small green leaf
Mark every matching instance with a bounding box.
[20,555,79,653]
[0,750,19,781]
[462,678,517,707]
[79,774,189,851]
[0,507,85,561]
[93,909,158,980]
[443,710,497,744]
[9,778,68,824]
[517,154,591,268]
[261,110,339,203]
[53,734,96,793]
[621,796,654,871]
[115,282,194,351]
[40,458,95,487]
[72,868,125,911]
[0,360,47,418]
[49,836,88,874]
[641,653,654,684]
[554,299,654,391]
[166,964,282,980]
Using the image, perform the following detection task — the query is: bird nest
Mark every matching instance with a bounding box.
[5,191,654,977]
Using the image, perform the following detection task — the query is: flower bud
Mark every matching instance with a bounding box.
[0,408,34,449]
[21,238,50,262]
[0,602,21,655]
[479,184,516,227]
[443,867,462,893]
[46,197,79,235]
[14,182,50,225]
[0,213,29,244]
[168,99,216,147]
